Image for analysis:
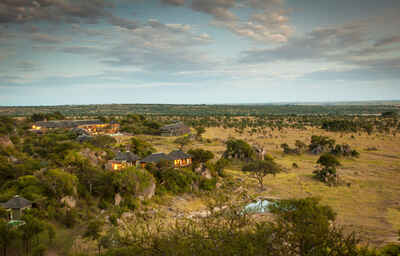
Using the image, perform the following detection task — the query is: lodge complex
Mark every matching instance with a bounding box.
[109,150,192,171]
[30,119,193,171]
[31,120,120,135]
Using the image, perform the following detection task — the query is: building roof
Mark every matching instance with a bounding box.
[168,150,191,160]
[140,153,172,163]
[76,134,93,142]
[35,120,104,129]
[160,122,188,131]
[1,195,32,209]
[114,151,140,162]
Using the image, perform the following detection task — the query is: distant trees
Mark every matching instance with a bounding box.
[309,135,336,154]
[89,135,116,148]
[281,140,307,155]
[381,111,398,118]
[174,136,191,149]
[242,159,281,190]
[223,139,255,161]
[194,126,206,141]
[30,111,65,122]
[129,138,155,157]
[119,116,161,135]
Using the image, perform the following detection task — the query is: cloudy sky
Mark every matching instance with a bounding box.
[1,0,400,105]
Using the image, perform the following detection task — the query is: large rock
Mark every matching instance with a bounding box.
[61,196,76,208]
[0,136,14,148]
[194,163,212,179]
[137,182,156,200]
[114,193,122,206]
[79,148,106,166]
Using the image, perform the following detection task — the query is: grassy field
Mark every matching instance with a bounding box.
[131,126,400,246]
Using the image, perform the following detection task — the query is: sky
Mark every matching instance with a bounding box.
[0,0,400,106]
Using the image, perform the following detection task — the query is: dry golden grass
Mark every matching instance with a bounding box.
[204,127,400,246]
[120,126,400,246]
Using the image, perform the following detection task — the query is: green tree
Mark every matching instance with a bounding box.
[242,160,281,190]
[314,154,341,185]
[36,169,78,200]
[195,126,206,141]
[224,139,255,160]
[187,149,214,167]
[84,220,104,256]
[317,153,341,168]
[20,214,45,256]
[129,138,155,157]
[0,220,20,256]
[268,198,362,255]
[174,136,191,149]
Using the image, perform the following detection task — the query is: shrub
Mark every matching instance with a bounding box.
[199,177,217,191]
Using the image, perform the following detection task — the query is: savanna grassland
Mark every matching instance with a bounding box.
[131,125,400,246]
[1,105,400,255]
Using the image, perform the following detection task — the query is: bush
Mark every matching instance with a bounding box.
[199,177,217,191]
[152,168,197,194]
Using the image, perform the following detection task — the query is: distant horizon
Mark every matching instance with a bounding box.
[1,99,400,108]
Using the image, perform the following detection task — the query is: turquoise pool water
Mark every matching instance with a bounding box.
[244,200,272,213]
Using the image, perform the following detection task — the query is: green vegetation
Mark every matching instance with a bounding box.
[0,105,399,255]
[242,159,281,190]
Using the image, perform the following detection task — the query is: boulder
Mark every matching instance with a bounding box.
[79,148,106,166]
[137,182,156,200]
[0,136,14,148]
[61,196,76,208]
[194,163,212,179]
[114,193,122,206]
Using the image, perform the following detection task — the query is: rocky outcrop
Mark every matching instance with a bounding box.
[0,136,14,148]
[194,163,212,179]
[79,148,107,166]
[61,196,76,208]
[137,182,156,200]
[114,193,122,206]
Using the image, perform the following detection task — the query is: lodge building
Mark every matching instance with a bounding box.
[160,122,191,136]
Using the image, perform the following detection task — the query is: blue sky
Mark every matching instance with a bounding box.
[0,0,399,105]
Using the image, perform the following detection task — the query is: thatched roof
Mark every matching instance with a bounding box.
[141,153,172,163]
[35,120,104,129]
[1,195,32,209]
[160,122,188,131]
[168,150,191,160]
[115,151,140,162]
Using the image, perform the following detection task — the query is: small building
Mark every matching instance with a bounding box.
[140,153,172,168]
[0,195,32,220]
[107,151,140,171]
[168,150,192,167]
[160,122,191,137]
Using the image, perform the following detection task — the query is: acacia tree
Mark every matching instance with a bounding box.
[242,160,281,190]
[188,149,214,169]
